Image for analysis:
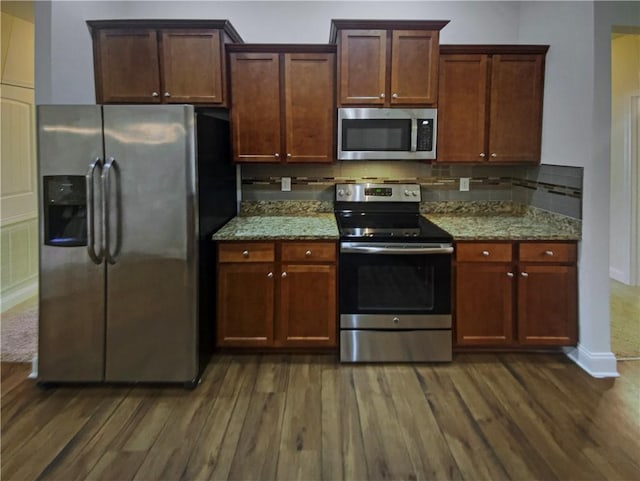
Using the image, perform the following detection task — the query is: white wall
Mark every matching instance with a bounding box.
[610,34,640,284]
[1,11,38,311]
[33,0,640,376]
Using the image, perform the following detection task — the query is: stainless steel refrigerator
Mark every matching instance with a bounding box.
[37,105,236,387]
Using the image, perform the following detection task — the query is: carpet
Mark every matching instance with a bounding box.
[610,280,640,360]
[1,307,38,363]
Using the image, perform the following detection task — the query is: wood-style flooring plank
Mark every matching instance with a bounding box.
[413,363,511,481]
[320,365,369,481]
[383,364,463,481]
[275,355,322,481]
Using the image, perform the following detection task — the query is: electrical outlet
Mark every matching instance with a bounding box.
[459,177,470,192]
[281,177,291,192]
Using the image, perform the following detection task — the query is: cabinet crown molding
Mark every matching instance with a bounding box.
[440,44,549,55]
[227,44,336,54]
[86,19,244,43]
[329,19,450,43]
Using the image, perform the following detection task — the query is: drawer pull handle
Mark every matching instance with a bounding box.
[507,272,514,278]
[544,250,554,256]
[481,250,490,256]
[521,272,529,277]
[305,250,312,256]
[392,317,400,323]
[281,272,287,278]
[242,250,249,258]
[267,272,273,278]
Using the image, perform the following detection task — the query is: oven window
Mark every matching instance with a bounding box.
[357,265,434,311]
[342,119,411,151]
[340,252,451,315]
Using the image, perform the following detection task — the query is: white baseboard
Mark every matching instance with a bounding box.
[564,344,619,378]
[28,355,38,379]
[609,267,629,284]
[1,280,37,313]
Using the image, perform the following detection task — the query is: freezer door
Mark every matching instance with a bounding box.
[102,105,198,382]
[37,105,106,382]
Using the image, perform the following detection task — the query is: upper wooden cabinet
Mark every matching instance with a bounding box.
[437,45,548,163]
[228,44,336,164]
[330,20,449,107]
[87,20,243,105]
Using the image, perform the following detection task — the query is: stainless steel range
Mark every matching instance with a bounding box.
[335,183,454,362]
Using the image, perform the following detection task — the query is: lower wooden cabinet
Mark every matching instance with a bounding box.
[216,241,337,349]
[455,241,577,347]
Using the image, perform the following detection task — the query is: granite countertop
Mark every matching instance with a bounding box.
[212,214,339,241]
[426,211,582,241]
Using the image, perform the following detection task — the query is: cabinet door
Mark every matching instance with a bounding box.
[455,263,514,345]
[284,53,335,163]
[160,29,223,104]
[278,264,337,347]
[338,30,387,105]
[217,263,275,346]
[230,53,282,162]
[517,265,577,345]
[95,29,161,103]
[437,54,488,162]
[390,30,439,105]
[488,54,545,162]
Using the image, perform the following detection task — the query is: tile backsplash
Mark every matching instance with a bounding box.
[241,162,583,219]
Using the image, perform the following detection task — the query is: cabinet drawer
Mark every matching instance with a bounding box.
[281,242,336,262]
[456,243,512,262]
[519,242,576,263]
[218,242,275,263]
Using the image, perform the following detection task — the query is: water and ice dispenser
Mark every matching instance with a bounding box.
[43,176,87,246]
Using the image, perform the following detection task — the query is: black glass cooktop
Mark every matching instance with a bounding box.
[335,212,452,242]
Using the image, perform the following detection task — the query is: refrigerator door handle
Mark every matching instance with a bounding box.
[86,157,104,264]
[102,157,120,265]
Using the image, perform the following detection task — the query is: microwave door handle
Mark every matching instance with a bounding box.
[410,118,418,152]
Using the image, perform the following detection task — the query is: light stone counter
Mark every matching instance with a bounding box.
[212,214,339,241]
[426,210,581,241]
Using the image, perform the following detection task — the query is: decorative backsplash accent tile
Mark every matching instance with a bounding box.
[240,163,584,219]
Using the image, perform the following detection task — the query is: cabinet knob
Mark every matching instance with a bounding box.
[281,272,287,278]
[151,92,159,97]
[287,153,292,159]
[392,317,400,323]
[267,272,273,278]
[479,153,486,158]
[491,153,497,158]
[507,272,514,278]
[274,153,280,158]
[164,92,171,97]
[521,272,529,277]
[305,250,312,257]
[392,93,399,99]
[380,93,386,99]
[242,250,249,258]
[544,250,554,256]
[481,250,490,256]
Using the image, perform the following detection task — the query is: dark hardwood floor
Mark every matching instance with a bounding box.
[2,353,639,481]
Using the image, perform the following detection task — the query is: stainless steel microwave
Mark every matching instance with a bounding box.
[337,108,437,160]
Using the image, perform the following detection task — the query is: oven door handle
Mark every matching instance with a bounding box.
[340,244,454,255]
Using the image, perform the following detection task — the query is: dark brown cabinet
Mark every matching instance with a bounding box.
[216,241,337,349]
[437,45,548,163]
[330,20,449,107]
[87,20,243,105]
[228,45,336,164]
[455,241,577,347]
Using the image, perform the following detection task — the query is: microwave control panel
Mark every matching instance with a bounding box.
[417,119,434,152]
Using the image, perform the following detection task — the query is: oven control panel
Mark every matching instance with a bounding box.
[336,183,421,202]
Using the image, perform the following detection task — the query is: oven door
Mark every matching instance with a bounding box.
[339,242,452,326]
